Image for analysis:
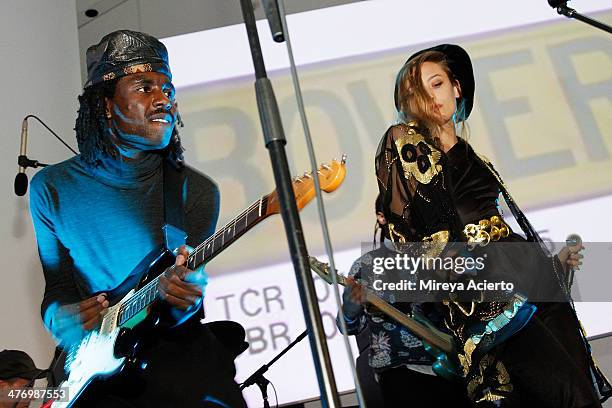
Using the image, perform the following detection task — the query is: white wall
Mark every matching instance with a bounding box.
[0,0,81,369]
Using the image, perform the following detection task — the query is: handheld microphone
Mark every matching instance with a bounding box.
[566,233,582,248]
[565,233,582,286]
[14,117,29,196]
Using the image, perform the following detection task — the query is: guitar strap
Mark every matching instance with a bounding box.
[162,159,187,251]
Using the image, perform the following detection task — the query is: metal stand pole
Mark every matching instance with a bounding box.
[240,331,308,407]
[237,1,341,406]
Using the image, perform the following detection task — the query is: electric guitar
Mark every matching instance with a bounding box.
[51,157,347,408]
[308,256,462,380]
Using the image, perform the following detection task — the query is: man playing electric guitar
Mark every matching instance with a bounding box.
[29,30,246,407]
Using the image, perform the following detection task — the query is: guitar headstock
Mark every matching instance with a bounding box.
[309,256,344,286]
[266,156,347,215]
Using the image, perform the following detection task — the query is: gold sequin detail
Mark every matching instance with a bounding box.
[387,223,406,244]
[102,72,116,81]
[394,125,442,185]
[464,215,511,250]
[421,230,449,258]
[460,337,477,375]
[415,188,431,203]
[475,302,505,321]
[467,354,513,402]
[123,63,153,75]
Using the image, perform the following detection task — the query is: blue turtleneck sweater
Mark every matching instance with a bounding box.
[29,152,219,337]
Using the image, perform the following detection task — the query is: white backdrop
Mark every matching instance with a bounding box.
[0,0,81,369]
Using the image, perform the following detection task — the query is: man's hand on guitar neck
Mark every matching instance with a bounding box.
[158,245,208,324]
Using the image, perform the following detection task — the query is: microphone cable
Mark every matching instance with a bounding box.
[24,114,79,155]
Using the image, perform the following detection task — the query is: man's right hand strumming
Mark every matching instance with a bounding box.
[50,294,109,346]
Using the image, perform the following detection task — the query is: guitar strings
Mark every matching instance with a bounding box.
[189,197,264,263]
[118,167,325,322]
[118,166,324,319]
[190,165,323,261]
[117,198,265,320]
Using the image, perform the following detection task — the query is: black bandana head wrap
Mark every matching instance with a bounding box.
[84,30,171,89]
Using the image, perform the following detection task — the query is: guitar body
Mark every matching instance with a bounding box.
[109,246,178,353]
[423,342,461,381]
[52,247,175,408]
[410,312,462,381]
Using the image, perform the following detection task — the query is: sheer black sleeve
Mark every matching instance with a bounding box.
[375,123,458,243]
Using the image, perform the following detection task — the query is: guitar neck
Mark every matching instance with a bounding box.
[309,257,456,355]
[117,196,271,326]
[186,196,271,270]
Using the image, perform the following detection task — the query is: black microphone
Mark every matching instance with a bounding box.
[14,117,29,196]
[565,233,582,286]
[566,233,582,248]
[262,0,284,42]
[13,114,77,197]
[548,0,569,8]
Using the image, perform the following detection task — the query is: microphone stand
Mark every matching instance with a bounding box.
[237,1,340,407]
[14,115,77,196]
[553,2,612,34]
[18,155,49,169]
[24,115,79,155]
[240,330,308,408]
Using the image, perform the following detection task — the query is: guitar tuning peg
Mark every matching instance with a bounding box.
[341,154,347,164]
[321,164,331,170]
[303,173,313,179]
[294,176,303,183]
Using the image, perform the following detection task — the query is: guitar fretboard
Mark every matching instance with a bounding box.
[186,196,268,270]
[116,196,270,326]
[310,258,455,354]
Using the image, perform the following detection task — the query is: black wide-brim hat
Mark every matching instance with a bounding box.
[84,30,171,89]
[0,350,47,381]
[395,43,475,119]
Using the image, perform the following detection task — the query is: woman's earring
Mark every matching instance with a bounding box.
[105,109,112,119]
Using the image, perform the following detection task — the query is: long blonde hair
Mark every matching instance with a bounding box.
[394,50,468,146]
